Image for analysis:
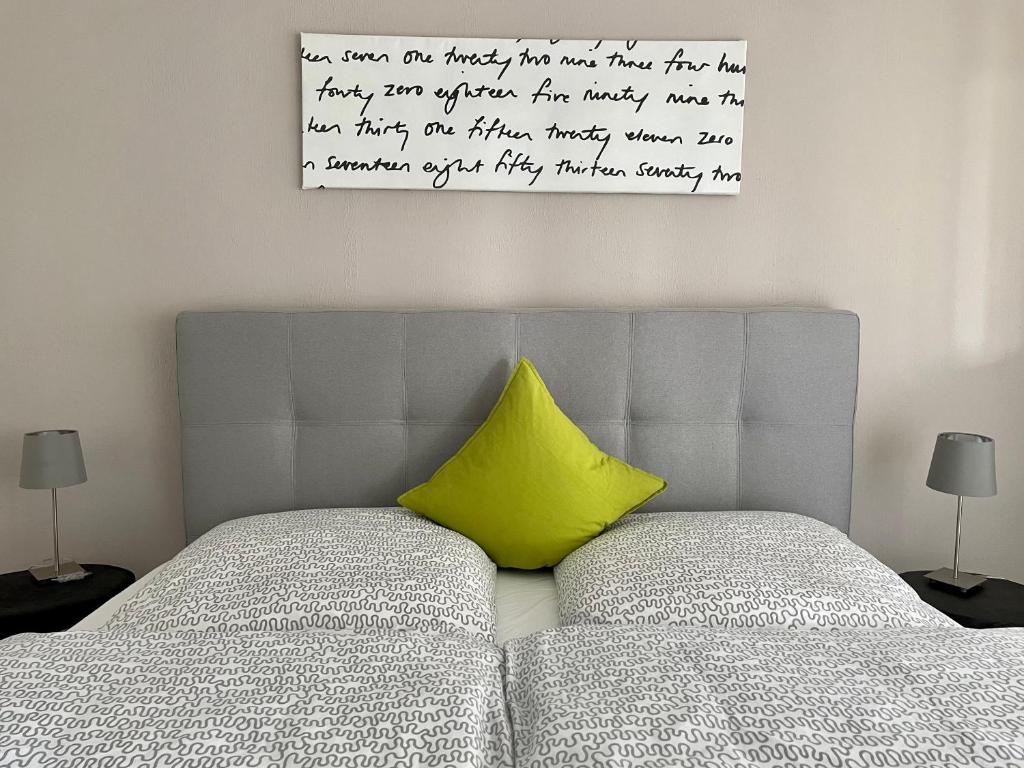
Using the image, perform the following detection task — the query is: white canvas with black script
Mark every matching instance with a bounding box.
[300,34,746,195]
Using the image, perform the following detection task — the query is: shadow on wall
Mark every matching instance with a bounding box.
[851,3,1024,582]
[948,0,1023,372]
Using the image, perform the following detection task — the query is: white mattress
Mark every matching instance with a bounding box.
[72,563,560,645]
[492,569,560,644]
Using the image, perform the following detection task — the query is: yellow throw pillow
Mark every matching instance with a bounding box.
[398,358,667,569]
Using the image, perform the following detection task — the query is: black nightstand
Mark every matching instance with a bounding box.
[901,571,1024,628]
[0,564,135,640]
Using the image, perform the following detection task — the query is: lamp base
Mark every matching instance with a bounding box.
[925,567,986,594]
[30,561,88,582]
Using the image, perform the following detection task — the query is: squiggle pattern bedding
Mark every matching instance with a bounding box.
[505,625,1024,768]
[556,510,956,629]
[0,630,512,768]
[103,507,496,639]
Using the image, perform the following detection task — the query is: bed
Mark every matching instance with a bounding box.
[3,308,1022,767]
[76,307,861,643]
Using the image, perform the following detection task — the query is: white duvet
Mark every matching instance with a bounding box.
[506,624,1024,767]
[9,506,1013,768]
[102,507,497,640]
[557,510,956,629]
[0,630,512,768]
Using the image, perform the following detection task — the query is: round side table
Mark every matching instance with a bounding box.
[900,570,1024,628]
[0,564,135,640]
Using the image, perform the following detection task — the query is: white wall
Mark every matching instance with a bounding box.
[1,0,1022,580]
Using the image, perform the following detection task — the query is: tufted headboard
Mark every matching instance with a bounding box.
[176,309,859,542]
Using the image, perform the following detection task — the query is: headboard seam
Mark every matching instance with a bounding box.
[401,313,409,492]
[624,312,636,464]
[735,312,750,508]
[287,314,297,510]
[514,313,521,362]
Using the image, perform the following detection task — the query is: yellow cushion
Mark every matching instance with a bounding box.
[398,358,667,569]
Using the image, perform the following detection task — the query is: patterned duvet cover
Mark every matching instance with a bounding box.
[505,624,1024,767]
[0,630,512,767]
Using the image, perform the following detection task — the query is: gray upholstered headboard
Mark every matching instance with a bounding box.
[176,309,859,542]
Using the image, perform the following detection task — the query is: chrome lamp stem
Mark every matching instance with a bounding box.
[952,494,963,580]
[29,487,86,581]
[51,488,60,575]
[925,493,985,593]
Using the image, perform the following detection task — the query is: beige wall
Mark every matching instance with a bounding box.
[2,1,1022,581]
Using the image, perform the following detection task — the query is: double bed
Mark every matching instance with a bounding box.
[2,309,1022,767]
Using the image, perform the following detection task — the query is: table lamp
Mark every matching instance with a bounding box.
[19,430,88,581]
[925,431,996,593]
